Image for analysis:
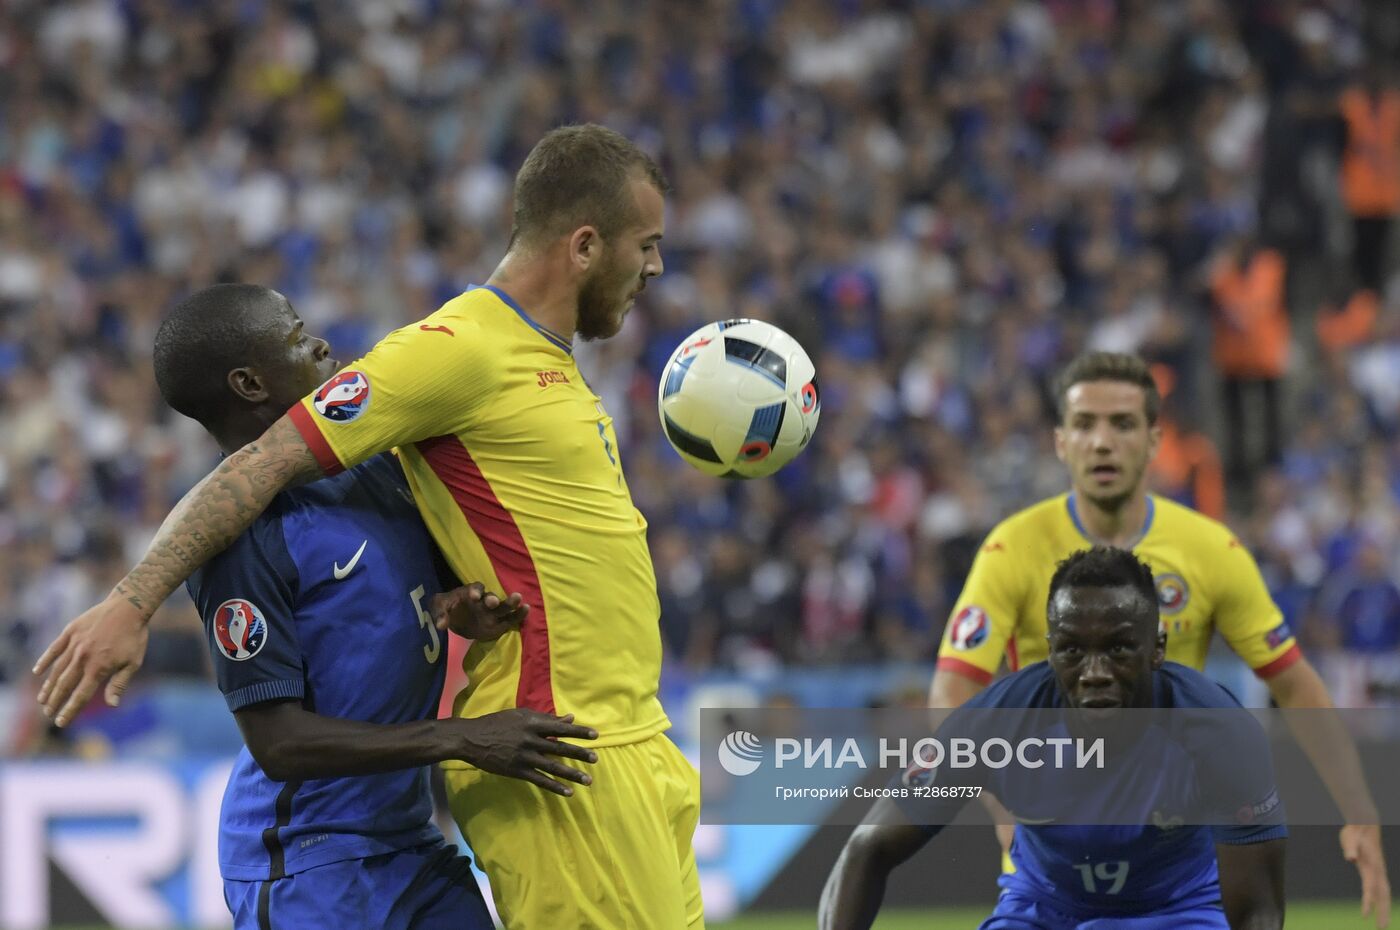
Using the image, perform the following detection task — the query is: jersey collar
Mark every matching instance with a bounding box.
[477,284,574,355]
[1065,493,1156,549]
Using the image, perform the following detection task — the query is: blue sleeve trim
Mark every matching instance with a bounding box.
[225,679,305,712]
[1214,824,1288,845]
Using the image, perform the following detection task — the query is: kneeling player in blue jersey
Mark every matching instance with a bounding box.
[820,547,1286,930]
[151,284,598,930]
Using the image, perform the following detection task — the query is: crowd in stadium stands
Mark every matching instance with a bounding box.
[2,0,1400,736]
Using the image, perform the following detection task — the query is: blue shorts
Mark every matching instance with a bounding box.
[979,890,1230,929]
[223,840,492,930]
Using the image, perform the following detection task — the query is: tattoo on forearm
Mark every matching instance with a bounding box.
[118,416,322,616]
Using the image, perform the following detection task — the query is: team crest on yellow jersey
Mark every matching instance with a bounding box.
[1155,573,1190,614]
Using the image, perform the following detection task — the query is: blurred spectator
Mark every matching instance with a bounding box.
[1349,302,1400,436]
[1313,537,1400,708]
[1316,286,1379,354]
[1146,363,1226,521]
[1151,411,1227,523]
[1338,63,1400,294]
[1209,234,1290,488]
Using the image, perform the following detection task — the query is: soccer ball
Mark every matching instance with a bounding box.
[657,319,820,478]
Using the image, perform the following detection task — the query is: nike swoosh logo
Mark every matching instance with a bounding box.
[333,540,368,580]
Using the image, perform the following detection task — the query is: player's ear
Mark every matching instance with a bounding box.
[1147,421,1162,458]
[1053,425,1067,462]
[1151,629,1167,668]
[228,367,270,404]
[569,225,602,272]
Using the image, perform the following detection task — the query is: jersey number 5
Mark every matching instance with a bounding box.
[595,401,622,485]
[1074,860,1129,895]
[409,585,443,663]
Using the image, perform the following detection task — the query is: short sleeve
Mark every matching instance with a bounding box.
[1209,535,1301,679]
[936,528,1024,684]
[289,306,498,475]
[1189,704,1289,845]
[187,515,305,712]
[888,705,990,835]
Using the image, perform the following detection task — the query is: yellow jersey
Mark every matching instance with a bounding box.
[936,493,1301,686]
[289,286,668,748]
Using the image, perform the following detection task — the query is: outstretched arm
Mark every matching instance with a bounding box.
[930,668,1022,855]
[1218,524,1390,929]
[34,415,321,725]
[929,667,988,709]
[1267,659,1391,928]
[819,802,934,930]
[1217,838,1286,930]
[237,701,598,795]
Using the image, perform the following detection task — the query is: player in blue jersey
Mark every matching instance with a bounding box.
[820,547,1287,930]
[151,284,599,930]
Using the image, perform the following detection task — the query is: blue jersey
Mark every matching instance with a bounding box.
[908,662,1286,920]
[187,454,449,882]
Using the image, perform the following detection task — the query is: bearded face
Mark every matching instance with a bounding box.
[576,242,645,341]
[575,257,623,340]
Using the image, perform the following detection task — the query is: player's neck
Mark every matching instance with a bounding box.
[486,254,579,339]
[1072,490,1151,548]
[213,404,290,456]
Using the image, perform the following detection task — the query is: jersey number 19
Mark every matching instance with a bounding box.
[1074,860,1129,895]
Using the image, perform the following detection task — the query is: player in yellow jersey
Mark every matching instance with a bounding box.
[930,351,1390,927]
[35,125,703,930]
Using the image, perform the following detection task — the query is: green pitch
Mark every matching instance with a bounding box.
[54,903,1383,928]
[716,901,1380,928]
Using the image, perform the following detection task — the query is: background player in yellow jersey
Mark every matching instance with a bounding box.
[931,351,1390,927]
[34,125,702,929]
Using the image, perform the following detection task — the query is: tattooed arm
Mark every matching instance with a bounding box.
[35,416,323,725]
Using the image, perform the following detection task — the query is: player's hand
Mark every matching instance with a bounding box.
[430,583,528,641]
[453,709,598,797]
[1341,824,1392,928]
[33,595,150,727]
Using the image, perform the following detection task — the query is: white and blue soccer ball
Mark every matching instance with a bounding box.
[657,319,820,479]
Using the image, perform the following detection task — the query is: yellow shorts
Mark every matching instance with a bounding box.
[446,731,704,929]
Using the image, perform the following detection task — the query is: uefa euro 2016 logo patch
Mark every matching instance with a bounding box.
[213,598,268,661]
[1155,573,1190,615]
[949,605,990,650]
[313,370,371,422]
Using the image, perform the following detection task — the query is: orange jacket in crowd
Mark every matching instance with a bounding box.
[1340,85,1400,217]
[1211,247,1290,379]
[1151,417,1226,522]
[1317,288,1380,352]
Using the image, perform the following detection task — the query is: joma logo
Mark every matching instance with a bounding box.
[537,370,571,387]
